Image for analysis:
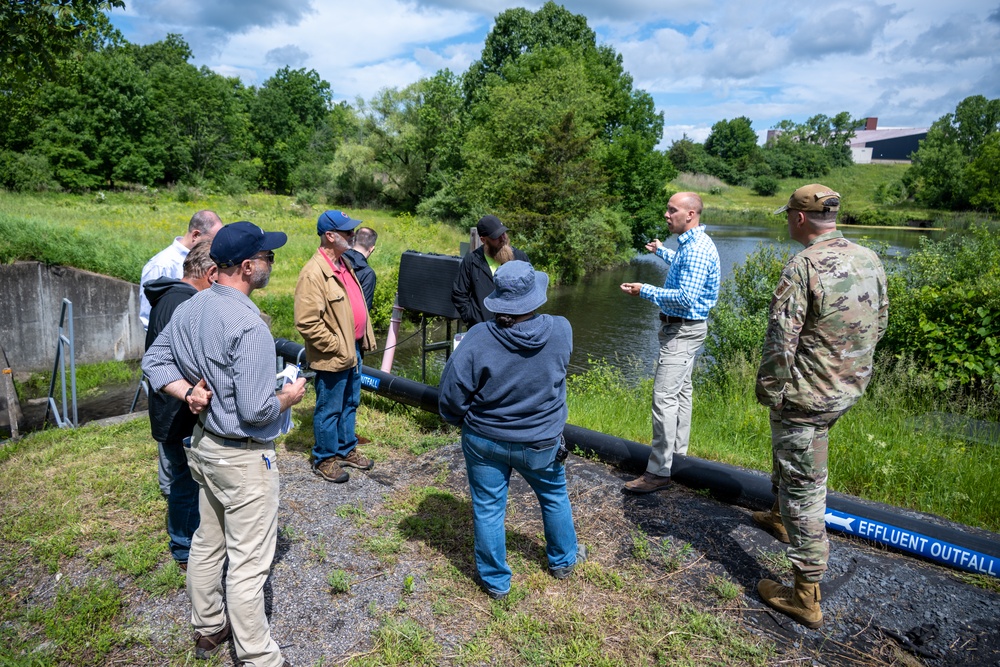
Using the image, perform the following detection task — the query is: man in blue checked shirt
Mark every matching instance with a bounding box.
[620,192,720,493]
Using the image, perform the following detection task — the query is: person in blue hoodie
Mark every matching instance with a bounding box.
[439,260,582,600]
[143,239,217,569]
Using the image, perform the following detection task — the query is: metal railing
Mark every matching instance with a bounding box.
[44,299,78,428]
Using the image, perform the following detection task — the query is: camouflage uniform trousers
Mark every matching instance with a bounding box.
[769,405,848,583]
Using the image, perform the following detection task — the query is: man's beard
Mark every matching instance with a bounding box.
[485,239,515,264]
[250,263,271,290]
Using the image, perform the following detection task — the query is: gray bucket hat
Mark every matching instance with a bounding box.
[483,260,549,315]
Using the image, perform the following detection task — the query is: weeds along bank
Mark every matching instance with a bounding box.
[567,354,1000,534]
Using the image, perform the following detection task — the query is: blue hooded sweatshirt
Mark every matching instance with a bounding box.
[438,314,571,442]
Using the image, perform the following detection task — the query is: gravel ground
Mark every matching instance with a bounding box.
[21,435,1000,666]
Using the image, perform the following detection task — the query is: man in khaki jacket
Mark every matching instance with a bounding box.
[294,210,377,483]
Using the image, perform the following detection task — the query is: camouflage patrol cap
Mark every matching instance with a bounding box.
[774,184,841,214]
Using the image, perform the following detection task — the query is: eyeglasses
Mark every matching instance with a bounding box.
[252,251,275,264]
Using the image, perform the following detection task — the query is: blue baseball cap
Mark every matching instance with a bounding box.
[210,221,287,269]
[317,210,362,235]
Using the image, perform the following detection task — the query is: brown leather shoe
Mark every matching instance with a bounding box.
[622,472,671,494]
[313,458,349,483]
[194,622,231,659]
[356,435,372,445]
[336,448,374,470]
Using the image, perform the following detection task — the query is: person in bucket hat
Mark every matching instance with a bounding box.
[439,261,584,599]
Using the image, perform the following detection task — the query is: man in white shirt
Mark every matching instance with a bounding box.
[139,210,223,331]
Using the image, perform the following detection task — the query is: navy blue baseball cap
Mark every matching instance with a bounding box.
[210,221,287,268]
[317,210,362,235]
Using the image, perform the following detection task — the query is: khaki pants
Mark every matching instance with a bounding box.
[186,429,283,667]
[648,319,707,477]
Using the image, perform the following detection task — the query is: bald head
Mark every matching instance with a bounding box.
[182,210,223,250]
[665,192,704,236]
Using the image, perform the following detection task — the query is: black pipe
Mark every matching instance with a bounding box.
[274,350,1000,577]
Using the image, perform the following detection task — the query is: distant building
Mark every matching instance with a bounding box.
[850,117,928,164]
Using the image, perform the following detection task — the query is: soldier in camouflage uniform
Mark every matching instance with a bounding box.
[753,184,888,628]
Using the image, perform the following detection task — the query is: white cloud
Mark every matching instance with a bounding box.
[108,0,1000,140]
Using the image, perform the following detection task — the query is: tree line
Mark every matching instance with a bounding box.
[0,2,679,282]
[2,1,997,284]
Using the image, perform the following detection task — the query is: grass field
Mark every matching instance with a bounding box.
[0,189,466,338]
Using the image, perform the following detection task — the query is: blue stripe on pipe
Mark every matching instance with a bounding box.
[825,509,999,578]
[360,373,380,390]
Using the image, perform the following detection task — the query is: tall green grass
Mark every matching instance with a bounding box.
[0,190,465,337]
[567,355,1000,532]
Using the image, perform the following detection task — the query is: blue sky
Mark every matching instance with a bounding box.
[108,0,1000,146]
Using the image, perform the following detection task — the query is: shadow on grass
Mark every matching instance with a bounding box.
[397,489,549,585]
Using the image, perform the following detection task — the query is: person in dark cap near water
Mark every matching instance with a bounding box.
[451,214,529,328]
[143,221,307,667]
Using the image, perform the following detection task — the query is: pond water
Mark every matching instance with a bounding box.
[376,220,941,383]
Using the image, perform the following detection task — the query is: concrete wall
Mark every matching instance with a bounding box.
[0,262,144,372]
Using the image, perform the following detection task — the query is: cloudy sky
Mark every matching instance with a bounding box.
[108,0,1000,146]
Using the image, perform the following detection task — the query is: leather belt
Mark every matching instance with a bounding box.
[659,313,704,324]
[199,424,271,449]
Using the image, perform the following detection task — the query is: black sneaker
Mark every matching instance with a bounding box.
[550,544,588,580]
[474,574,509,600]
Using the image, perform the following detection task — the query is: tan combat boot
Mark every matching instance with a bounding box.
[752,500,790,543]
[757,574,823,629]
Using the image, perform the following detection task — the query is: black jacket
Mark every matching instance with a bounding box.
[450,245,529,326]
[143,277,198,444]
[343,248,376,311]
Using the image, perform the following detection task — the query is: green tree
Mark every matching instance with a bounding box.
[500,111,619,282]
[356,70,464,211]
[460,46,607,215]
[704,116,758,164]
[0,0,124,82]
[249,67,333,193]
[459,1,667,252]
[30,46,164,190]
[133,35,251,185]
[966,132,1000,213]
[667,135,706,174]
[462,2,593,105]
[906,95,1000,210]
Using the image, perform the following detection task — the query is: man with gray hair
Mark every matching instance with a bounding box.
[144,221,306,666]
[143,240,218,571]
[754,184,888,628]
[140,210,224,500]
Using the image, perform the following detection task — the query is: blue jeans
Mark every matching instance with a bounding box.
[162,439,200,563]
[312,348,361,464]
[461,426,578,595]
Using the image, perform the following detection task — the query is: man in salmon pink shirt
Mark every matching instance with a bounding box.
[294,211,377,483]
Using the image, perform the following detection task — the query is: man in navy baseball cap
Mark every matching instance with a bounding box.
[210,221,287,269]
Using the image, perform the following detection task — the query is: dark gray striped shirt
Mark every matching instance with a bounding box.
[142,282,282,442]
